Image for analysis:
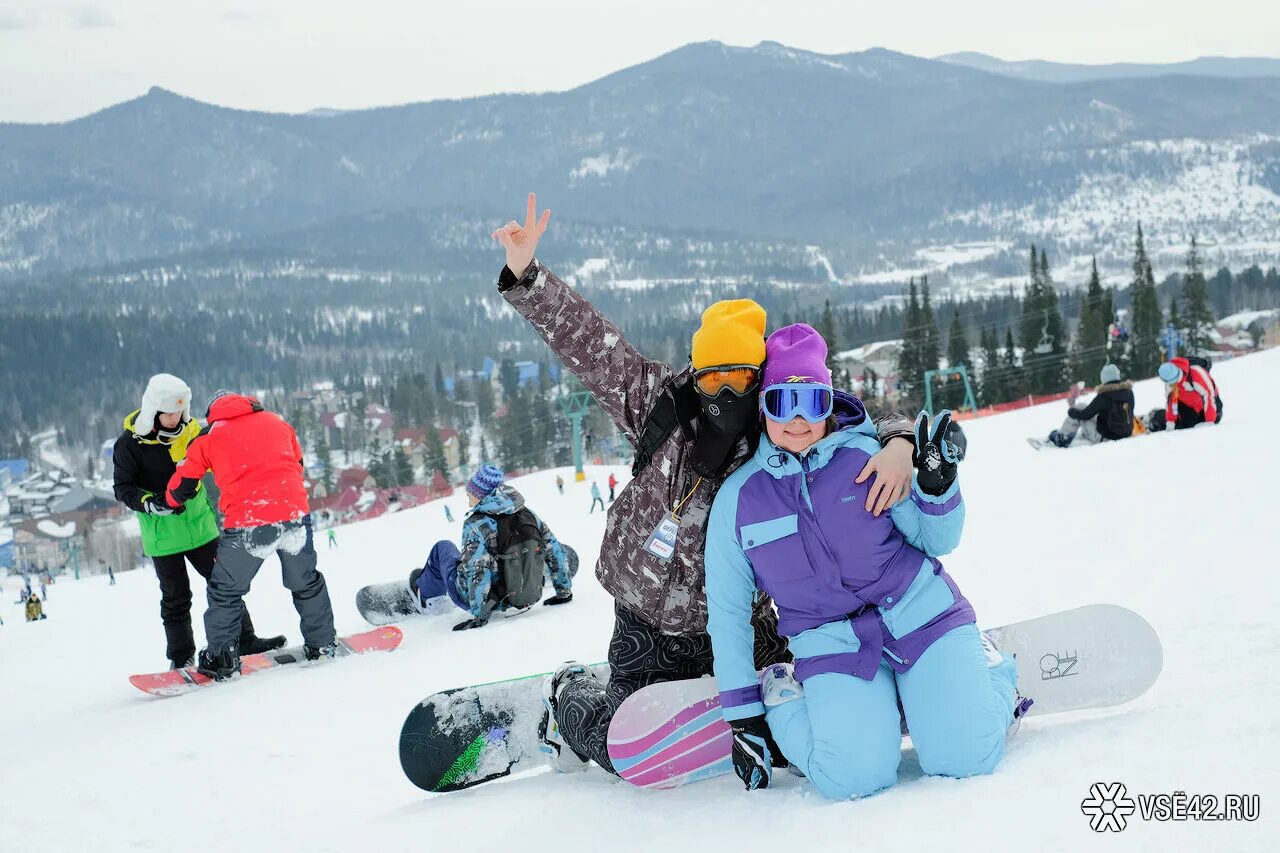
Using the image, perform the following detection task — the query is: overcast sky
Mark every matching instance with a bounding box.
[2,0,1276,123]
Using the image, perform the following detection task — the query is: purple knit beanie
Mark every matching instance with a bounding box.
[467,464,504,500]
[763,324,833,388]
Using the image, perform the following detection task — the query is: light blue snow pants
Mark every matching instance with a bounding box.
[766,623,1017,800]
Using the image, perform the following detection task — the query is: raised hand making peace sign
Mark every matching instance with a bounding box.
[491,192,551,279]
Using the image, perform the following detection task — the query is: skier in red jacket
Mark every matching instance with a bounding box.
[1152,357,1223,430]
[164,391,336,680]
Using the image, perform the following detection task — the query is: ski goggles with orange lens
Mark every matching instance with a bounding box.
[693,365,761,397]
[762,382,834,423]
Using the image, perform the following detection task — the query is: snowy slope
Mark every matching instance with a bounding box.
[3,354,1279,852]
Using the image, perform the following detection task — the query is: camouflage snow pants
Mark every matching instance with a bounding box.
[555,601,790,774]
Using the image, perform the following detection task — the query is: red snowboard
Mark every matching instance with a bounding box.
[129,626,403,697]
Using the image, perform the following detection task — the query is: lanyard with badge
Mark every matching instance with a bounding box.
[642,476,703,563]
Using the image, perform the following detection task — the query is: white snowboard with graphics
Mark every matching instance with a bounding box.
[608,604,1162,789]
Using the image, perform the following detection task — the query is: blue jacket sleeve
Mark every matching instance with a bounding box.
[889,472,965,556]
[456,516,496,618]
[705,477,765,722]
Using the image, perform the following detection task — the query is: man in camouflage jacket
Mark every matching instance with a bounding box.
[493,195,916,773]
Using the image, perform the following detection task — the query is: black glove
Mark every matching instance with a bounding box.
[142,496,183,516]
[913,410,965,496]
[543,591,573,606]
[452,616,489,631]
[729,714,779,790]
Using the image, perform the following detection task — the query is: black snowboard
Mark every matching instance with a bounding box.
[399,662,608,793]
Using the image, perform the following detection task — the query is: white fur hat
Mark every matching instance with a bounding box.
[134,373,192,435]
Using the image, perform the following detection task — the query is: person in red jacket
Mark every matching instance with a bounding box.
[164,390,336,680]
[1153,357,1223,430]
[607,472,618,503]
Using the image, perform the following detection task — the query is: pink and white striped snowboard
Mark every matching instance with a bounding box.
[606,683,732,789]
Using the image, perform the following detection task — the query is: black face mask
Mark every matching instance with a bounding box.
[690,386,759,477]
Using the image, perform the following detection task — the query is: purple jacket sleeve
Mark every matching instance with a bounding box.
[499,261,673,445]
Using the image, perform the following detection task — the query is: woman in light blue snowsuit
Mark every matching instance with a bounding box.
[706,324,1027,800]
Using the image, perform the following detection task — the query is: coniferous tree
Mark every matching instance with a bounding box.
[499,358,521,403]
[896,279,924,409]
[1003,327,1025,401]
[424,426,448,480]
[1167,296,1182,358]
[979,327,1002,405]
[393,445,415,486]
[817,299,840,375]
[919,276,941,377]
[1181,236,1215,355]
[1020,246,1067,394]
[315,433,335,492]
[1072,257,1111,384]
[944,310,971,409]
[1129,223,1164,377]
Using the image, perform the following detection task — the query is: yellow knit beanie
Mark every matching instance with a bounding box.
[690,300,767,370]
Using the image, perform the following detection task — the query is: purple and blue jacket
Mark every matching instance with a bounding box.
[705,392,975,721]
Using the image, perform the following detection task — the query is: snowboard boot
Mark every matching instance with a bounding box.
[538,661,594,773]
[407,567,454,615]
[304,641,339,662]
[981,631,1034,733]
[196,646,241,682]
[760,662,804,708]
[240,634,288,655]
[169,656,195,671]
[1047,429,1075,449]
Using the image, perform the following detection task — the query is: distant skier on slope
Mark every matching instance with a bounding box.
[607,473,618,502]
[705,324,1029,797]
[1146,357,1223,431]
[488,193,915,777]
[113,374,284,669]
[589,481,605,514]
[164,390,336,681]
[413,465,575,630]
[327,528,338,550]
[1039,363,1136,448]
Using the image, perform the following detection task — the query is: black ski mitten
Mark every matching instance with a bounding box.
[913,410,966,496]
[730,714,780,790]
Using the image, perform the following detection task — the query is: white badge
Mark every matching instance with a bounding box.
[643,513,681,563]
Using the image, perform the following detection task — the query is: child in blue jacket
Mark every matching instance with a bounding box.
[705,324,1029,799]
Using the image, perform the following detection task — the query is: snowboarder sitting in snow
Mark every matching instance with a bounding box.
[1043,363,1136,448]
[413,465,575,631]
[113,373,285,669]
[164,390,337,681]
[706,324,1031,798]
[1145,356,1223,432]
[489,194,915,777]
[25,593,46,622]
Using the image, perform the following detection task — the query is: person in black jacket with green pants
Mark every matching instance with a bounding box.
[113,374,285,668]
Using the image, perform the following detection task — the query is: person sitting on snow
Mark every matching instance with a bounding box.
[25,593,46,622]
[1146,357,1223,431]
[412,465,575,631]
[1045,363,1136,448]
